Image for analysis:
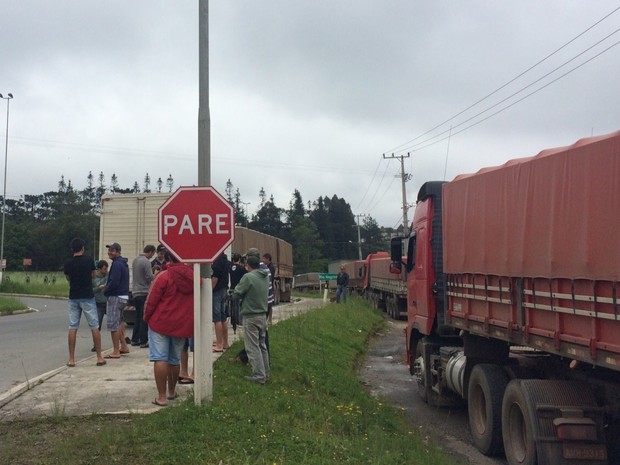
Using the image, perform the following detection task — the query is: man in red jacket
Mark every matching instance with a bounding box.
[144,254,194,407]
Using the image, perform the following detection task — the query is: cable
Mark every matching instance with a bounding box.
[410,37,620,153]
[384,5,620,154]
[400,27,620,154]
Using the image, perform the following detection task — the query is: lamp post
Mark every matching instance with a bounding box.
[0,93,13,284]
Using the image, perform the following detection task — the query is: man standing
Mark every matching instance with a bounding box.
[211,252,230,352]
[131,244,156,348]
[262,252,276,325]
[144,253,194,406]
[104,242,130,359]
[63,238,106,367]
[234,253,270,384]
[336,265,350,303]
[151,244,167,273]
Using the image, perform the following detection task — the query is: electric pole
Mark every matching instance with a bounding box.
[383,153,411,234]
[355,213,367,260]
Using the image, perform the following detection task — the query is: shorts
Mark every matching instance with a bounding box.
[212,287,228,322]
[106,296,128,331]
[68,298,99,330]
[149,328,185,365]
[183,337,194,352]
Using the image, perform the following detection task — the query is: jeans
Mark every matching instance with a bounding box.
[131,294,148,344]
[336,285,348,303]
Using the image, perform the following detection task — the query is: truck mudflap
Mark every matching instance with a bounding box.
[502,379,607,465]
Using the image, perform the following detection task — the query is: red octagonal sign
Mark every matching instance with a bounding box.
[158,186,235,263]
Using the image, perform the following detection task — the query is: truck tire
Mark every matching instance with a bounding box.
[468,364,508,456]
[502,380,537,465]
[414,340,428,402]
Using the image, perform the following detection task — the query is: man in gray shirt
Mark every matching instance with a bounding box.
[131,245,156,347]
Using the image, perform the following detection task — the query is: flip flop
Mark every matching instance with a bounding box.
[104,354,121,359]
[119,350,130,355]
[96,361,107,366]
[167,392,179,401]
[66,363,75,367]
[213,348,224,353]
[178,377,194,385]
[152,399,168,407]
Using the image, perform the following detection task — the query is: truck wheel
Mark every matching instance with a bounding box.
[468,364,508,456]
[414,340,428,402]
[502,380,536,465]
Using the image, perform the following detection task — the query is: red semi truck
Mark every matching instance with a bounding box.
[359,252,408,320]
[391,131,620,465]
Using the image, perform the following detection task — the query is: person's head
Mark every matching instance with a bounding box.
[167,252,180,264]
[70,237,86,254]
[97,259,109,275]
[156,244,166,260]
[245,248,260,260]
[143,244,156,258]
[106,242,121,259]
[262,253,272,264]
[246,255,261,270]
[232,253,242,263]
[340,265,345,272]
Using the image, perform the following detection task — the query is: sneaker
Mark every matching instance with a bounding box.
[244,375,266,385]
[131,341,140,347]
[140,343,149,348]
[91,346,96,352]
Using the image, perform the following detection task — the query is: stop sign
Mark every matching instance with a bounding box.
[158,186,235,263]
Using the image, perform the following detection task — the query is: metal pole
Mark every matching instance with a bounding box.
[196,0,213,405]
[0,93,13,284]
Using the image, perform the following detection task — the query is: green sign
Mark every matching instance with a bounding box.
[319,273,338,281]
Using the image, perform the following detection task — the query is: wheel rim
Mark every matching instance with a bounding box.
[508,402,527,463]
[470,384,487,436]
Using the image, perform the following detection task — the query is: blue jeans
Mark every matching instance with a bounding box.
[336,285,348,303]
[148,328,184,365]
[68,298,99,329]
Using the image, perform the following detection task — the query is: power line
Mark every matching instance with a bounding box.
[400,27,620,154]
[384,5,620,155]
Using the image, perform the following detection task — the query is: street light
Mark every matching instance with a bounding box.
[0,93,13,284]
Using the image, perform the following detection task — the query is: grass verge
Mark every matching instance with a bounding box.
[0,301,458,465]
[0,295,28,315]
[0,271,68,298]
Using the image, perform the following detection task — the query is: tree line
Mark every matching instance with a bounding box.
[1,173,391,274]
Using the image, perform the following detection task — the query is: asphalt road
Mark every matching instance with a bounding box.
[360,318,507,465]
[0,296,97,394]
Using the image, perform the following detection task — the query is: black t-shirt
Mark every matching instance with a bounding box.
[211,254,230,292]
[64,254,96,299]
[229,263,247,289]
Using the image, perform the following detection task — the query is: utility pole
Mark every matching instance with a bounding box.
[383,153,411,234]
[355,213,367,260]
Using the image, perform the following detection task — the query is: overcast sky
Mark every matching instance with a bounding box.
[1,1,619,229]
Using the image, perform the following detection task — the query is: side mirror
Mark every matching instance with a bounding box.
[390,237,403,262]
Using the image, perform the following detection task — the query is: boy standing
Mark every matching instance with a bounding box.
[63,238,106,367]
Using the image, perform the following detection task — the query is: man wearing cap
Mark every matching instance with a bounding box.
[151,245,167,273]
[104,242,130,359]
[131,244,156,348]
[233,253,270,384]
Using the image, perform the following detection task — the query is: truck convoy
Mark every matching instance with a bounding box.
[98,192,293,303]
[390,131,620,464]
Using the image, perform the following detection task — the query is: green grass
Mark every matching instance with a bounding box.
[0,301,459,465]
[0,295,28,314]
[0,271,68,298]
